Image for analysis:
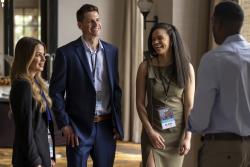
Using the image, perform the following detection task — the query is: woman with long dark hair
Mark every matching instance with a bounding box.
[136,23,195,167]
[10,37,55,167]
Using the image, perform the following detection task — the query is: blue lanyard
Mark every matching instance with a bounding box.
[90,51,98,79]
[41,90,52,121]
[35,79,52,121]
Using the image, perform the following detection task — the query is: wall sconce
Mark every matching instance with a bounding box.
[137,0,158,29]
[1,0,5,7]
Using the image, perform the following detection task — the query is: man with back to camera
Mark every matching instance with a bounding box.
[49,4,123,167]
[189,1,250,167]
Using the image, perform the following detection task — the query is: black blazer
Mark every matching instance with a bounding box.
[10,79,55,167]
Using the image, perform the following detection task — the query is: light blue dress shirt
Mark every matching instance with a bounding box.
[81,37,111,115]
[189,34,250,136]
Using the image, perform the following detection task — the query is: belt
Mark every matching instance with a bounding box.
[204,133,250,141]
[94,114,112,123]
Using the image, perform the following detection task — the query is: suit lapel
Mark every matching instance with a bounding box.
[75,38,94,84]
[103,43,114,92]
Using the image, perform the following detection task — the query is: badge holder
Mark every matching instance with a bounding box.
[157,106,176,130]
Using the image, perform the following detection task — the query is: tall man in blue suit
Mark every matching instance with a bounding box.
[49,4,123,167]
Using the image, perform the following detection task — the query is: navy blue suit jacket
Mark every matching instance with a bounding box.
[49,37,123,140]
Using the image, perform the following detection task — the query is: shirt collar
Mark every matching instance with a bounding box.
[223,34,246,45]
[81,36,104,54]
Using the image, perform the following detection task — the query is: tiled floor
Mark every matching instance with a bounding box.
[0,142,141,167]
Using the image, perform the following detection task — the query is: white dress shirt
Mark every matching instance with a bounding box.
[81,37,111,115]
[189,34,250,136]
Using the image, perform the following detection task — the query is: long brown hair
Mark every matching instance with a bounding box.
[11,37,52,112]
[147,23,190,88]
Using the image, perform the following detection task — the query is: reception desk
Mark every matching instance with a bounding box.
[0,86,65,147]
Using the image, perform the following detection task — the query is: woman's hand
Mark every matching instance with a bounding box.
[179,133,191,155]
[51,159,56,167]
[147,129,165,150]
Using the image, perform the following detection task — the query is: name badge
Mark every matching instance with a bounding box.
[96,91,103,111]
[157,107,176,130]
[96,100,103,111]
[48,128,53,158]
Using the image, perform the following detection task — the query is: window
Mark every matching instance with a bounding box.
[14,8,41,46]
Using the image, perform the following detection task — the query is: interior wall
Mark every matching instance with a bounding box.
[0,7,3,55]
[173,1,209,167]
[173,0,210,71]
[156,0,173,23]
[0,7,4,75]
[58,0,125,49]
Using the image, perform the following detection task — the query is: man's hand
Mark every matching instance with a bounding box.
[113,128,120,140]
[62,125,79,147]
[51,160,56,167]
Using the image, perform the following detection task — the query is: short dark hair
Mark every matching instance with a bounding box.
[214,1,244,30]
[76,4,99,22]
[147,23,190,88]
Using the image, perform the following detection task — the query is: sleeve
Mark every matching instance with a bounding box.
[113,47,124,139]
[10,80,42,166]
[188,54,219,133]
[49,48,69,129]
[114,48,122,116]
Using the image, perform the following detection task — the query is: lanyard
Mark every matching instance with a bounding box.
[154,58,172,98]
[41,90,52,121]
[90,51,98,82]
[148,58,173,127]
[34,79,52,121]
